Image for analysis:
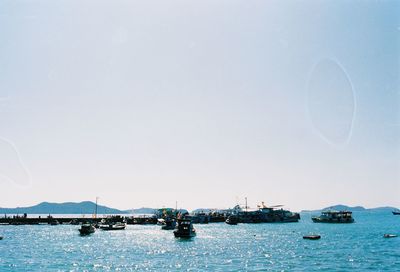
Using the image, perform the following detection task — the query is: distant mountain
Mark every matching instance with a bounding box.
[326,205,366,212]
[367,206,398,212]
[0,201,127,215]
[302,204,398,213]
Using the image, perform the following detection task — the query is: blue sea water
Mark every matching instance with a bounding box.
[0,211,399,271]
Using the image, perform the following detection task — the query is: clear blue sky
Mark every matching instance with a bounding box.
[0,0,399,211]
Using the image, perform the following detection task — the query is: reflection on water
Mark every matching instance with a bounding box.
[0,212,399,271]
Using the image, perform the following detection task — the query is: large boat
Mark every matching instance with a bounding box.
[187,212,210,224]
[79,223,95,235]
[312,210,354,223]
[233,202,300,223]
[173,219,196,238]
[100,222,126,231]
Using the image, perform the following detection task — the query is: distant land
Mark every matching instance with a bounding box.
[301,204,398,213]
[0,201,128,215]
[0,202,397,215]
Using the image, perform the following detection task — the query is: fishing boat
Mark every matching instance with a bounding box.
[100,222,126,231]
[392,211,400,215]
[233,201,300,223]
[225,215,239,225]
[69,219,80,225]
[161,217,177,230]
[312,210,354,223]
[49,220,60,225]
[173,219,196,238]
[384,234,397,238]
[187,212,210,224]
[79,223,95,235]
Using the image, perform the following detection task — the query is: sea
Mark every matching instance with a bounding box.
[0,211,399,271]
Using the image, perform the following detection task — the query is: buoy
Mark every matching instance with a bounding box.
[383,234,397,238]
[303,235,321,240]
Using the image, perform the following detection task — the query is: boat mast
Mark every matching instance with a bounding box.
[95,197,99,219]
[245,197,248,212]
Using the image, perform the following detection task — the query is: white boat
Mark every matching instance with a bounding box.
[100,222,126,231]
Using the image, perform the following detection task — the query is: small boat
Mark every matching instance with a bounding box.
[225,215,239,225]
[0,236,3,240]
[79,224,95,235]
[100,222,126,231]
[392,211,400,215]
[384,234,398,238]
[174,219,196,238]
[303,235,321,240]
[157,218,165,226]
[161,217,177,230]
[69,219,80,225]
[50,220,60,225]
[312,210,354,223]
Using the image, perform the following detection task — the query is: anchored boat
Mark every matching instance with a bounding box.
[225,215,239,225]
[232,202,300,223]
[173,219,196,238]
[79,223,95,235]
[160,217,177,230]
[100,222,126,231]
[312,210,354,223]
[303,235,321,240]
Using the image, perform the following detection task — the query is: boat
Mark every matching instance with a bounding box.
[161,217,177,230]
[0,236,3,240]
[173,219,196,238]
[69,219,80,225]
[225,215,239,225]
[187,212,210,224]
[303,235,321,240]
[392,211,400,215]
[79,223,95,235]
[384,234,398,238]
[100,222,126,231]
[312,210,354,223]
[232,202,300,223]
[49,220,60,225]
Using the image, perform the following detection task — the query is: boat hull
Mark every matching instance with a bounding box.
[100,224,126,231]
[312,217,354,223]
[303,235,321,240]
[173,231,196,238]
[79,229,95,235]
[79,226,95,235]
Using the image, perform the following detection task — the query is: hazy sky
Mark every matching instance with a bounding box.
[0,0,399,211]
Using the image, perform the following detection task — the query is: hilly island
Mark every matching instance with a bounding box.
[0,201,155,215]
[0,202,397,215]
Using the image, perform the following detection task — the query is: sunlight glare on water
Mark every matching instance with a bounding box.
[0,212,399,271]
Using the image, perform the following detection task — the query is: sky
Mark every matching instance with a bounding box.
[0,0,399,211]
